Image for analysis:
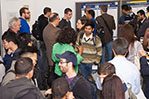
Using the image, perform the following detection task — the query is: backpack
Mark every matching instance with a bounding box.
[32,20,41,40]
[69,75,96,99]
[95,20,105,46]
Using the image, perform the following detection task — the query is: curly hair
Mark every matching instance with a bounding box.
[56,26,77,45]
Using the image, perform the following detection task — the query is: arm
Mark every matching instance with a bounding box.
[140,57,149,77]
[112,16,116,30]
[119,15,125,25]
[139,50,149,76]
[75,33,83,56]
[95,36,102,64]
[58,19,65,29]
[140,56,149,76]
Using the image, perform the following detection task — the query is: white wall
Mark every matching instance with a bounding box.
[1,0,76,34]
[1,0,120,34]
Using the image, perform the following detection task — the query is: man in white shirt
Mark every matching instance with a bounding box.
[109,38,141,95]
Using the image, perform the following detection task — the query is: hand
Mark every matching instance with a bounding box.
[139,50,146,56]
[77,46,83,55]
[66,92,75,99]
[7,49,13,55]
[44,89,52,95]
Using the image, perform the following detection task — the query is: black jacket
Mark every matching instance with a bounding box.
[58,18,71,29]
[140,56,149,99]
[0,77,44,99]
[38,14,49,41]
[69,74,93,99]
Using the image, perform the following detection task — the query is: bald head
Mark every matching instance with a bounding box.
[49,12,60,26]
[49,13,59,22]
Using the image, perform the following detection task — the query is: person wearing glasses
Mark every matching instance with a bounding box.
[19,7,31,34]
[56,51,92,99]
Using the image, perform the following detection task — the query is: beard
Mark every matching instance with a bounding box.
[25,15,30,20]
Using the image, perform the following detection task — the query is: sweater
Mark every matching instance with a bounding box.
[52,43,83,76]
[76,33,102,64]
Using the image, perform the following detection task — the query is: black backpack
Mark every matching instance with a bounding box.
[95,20,105,46]
[32,20,41,40]
[69,75,96,99]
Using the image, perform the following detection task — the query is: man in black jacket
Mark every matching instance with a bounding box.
[56,51,93,99]
[140,50,149,99]
[0,57,44,99]
[96,5,116,63]
[38,7,51,41]
[59,8,72,29]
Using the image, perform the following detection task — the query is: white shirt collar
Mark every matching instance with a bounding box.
[141,18,146,23]
[83,33,93,41]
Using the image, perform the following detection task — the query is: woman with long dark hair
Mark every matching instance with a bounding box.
[102,75,125,99]
[119,24,144,69]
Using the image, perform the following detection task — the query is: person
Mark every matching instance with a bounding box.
[119,24,144,69]
[97,62,125,99]
[146,6,149,19]
[56,51,92,99]
[37,7,52,41]
[102,75,125,99]
[52,27,83,77]
[59,8,72,29]
[96,5,116,63]
[19,7,31,34]
[137,9,148,38]
[0,56,5,83]
[76,21,102,79]
[51,77,74,99]
[6,17,21,34]
[76,18,87,34]
[81,6,92,19]
[86,9,97,34]
[1,46,38,86]
[0,57,44,99]
[2,31,19,71]
[127,6,138,37]
[143,28,149,50]
[17,32,32,48]
[139,50,149,98]
[109,38,141,96]
[119,4,130,25]
[43,13,61,71]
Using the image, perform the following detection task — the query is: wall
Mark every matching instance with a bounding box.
[0,0,76,34]
[1,0,120,34]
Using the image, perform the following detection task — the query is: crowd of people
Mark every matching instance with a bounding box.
[0,3,149,99]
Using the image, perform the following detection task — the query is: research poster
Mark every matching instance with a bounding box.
[81,2,118,38]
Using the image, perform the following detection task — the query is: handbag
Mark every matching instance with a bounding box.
[134,41,140,70]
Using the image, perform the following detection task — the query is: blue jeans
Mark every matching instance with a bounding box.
[101,41,113,63]
[79,63,92,79]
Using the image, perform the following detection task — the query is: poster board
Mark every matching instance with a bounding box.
[81,2,118,38]
[127,2,149,14]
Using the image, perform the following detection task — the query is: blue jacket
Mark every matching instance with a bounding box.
[90,18,97,34]
[19,17,30,34]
